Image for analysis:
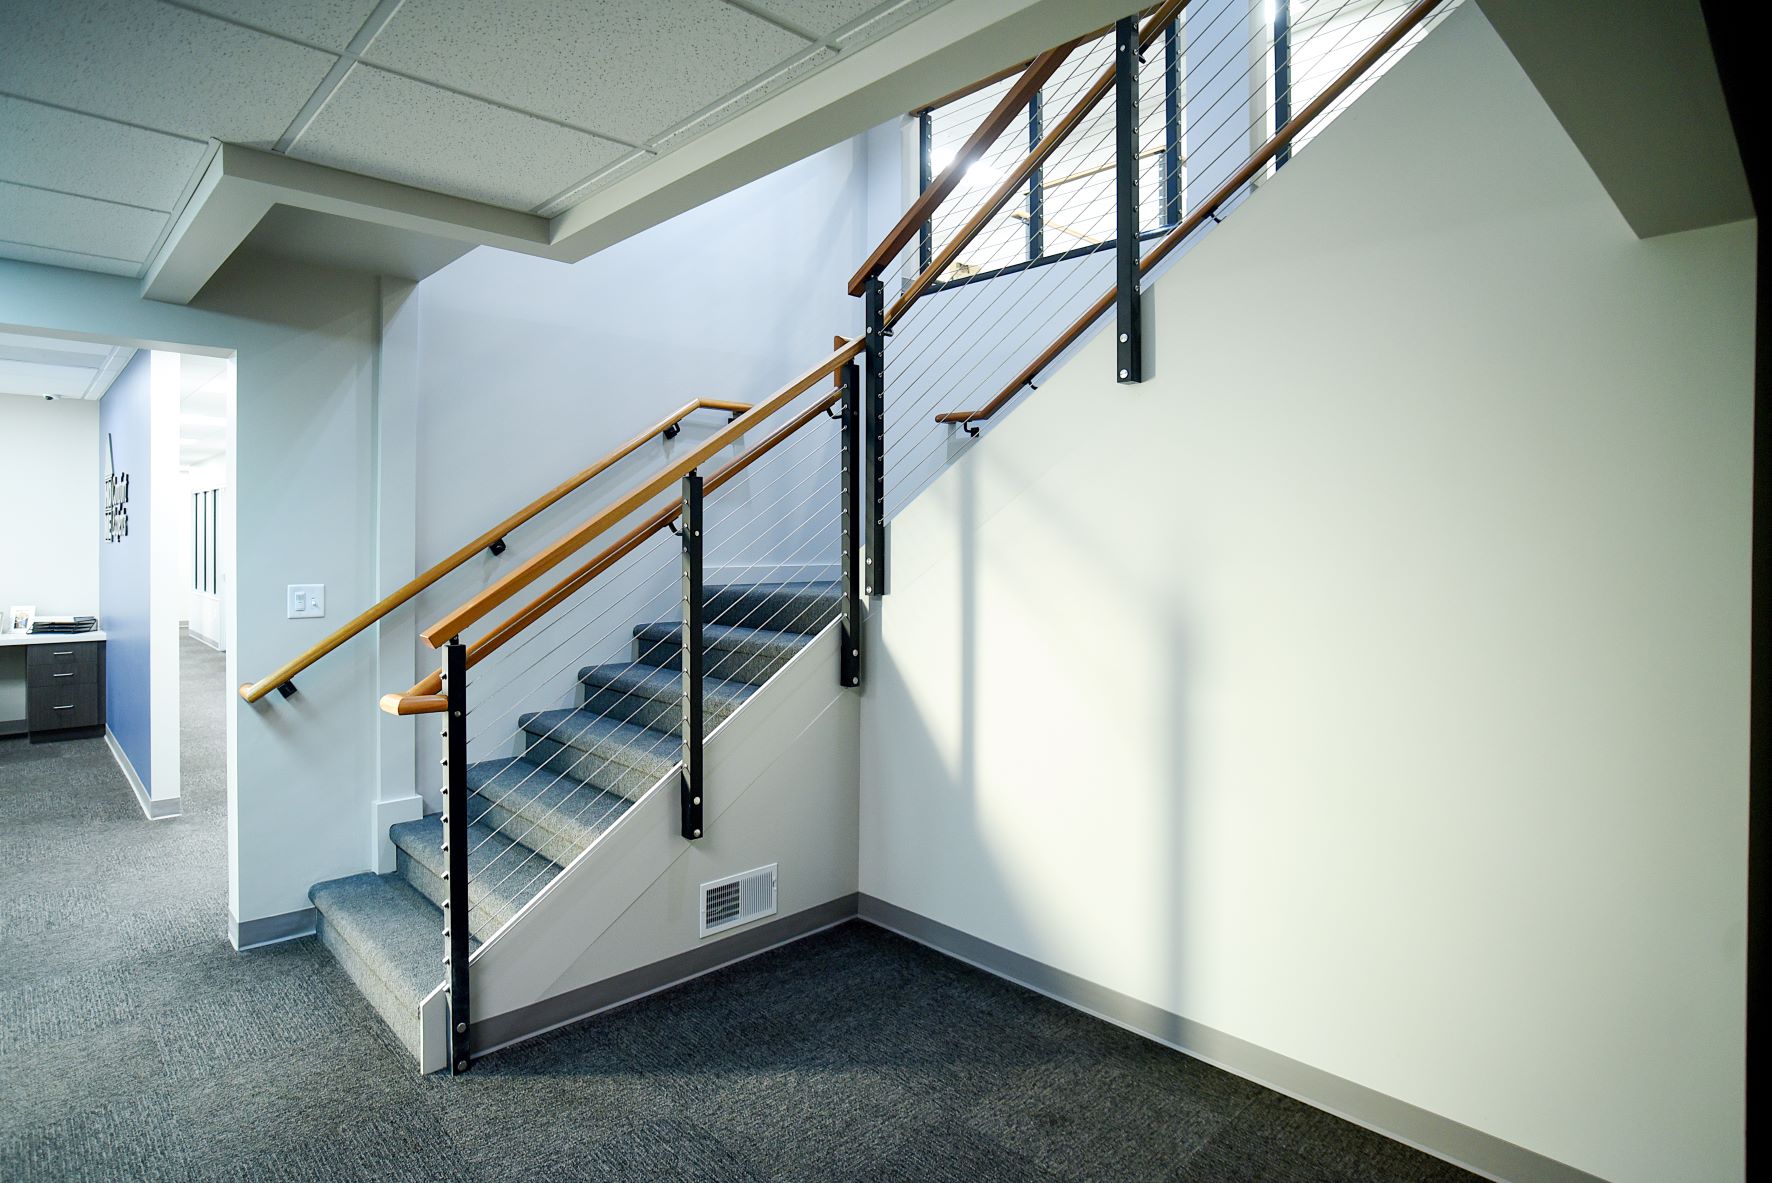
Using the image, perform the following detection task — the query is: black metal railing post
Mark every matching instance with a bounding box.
[917,111,934,273]
[679,471,705,841]
[1274,0,1293,170]
[441,637,471,1074]
[1027,91,1045,260]
[1163,18,1184,228]
[864,275,890,595]
[839,358,863,688]
[1115,14,1144,384]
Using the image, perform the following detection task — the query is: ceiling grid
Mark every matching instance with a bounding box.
[0,0,950,280]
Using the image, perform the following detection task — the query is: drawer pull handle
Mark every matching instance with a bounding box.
[52,650,73,656]
[52,704,75,711]
[53,671,74,678]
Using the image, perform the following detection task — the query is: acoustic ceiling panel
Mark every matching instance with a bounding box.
[176,0,384,52]
[745,0,889,39]
[0,0,336,148]
[362,0,810,146]
[650,46,836,155]
[832,0,949,49]
[0,96,208,213]
[0,240,140,278]
[0,181,166,263]
[289,66,632,210]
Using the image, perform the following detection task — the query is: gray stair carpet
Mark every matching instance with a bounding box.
[306,581,839,1062]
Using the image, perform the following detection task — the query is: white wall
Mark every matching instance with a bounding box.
[391,139,869,807]
[858,8,1751,1183]
[0,394,99,620]
[1,252,386,936]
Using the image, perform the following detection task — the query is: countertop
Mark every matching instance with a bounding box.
[0,631,108,648]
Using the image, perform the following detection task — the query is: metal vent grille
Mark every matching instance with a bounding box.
[700,864,778,938]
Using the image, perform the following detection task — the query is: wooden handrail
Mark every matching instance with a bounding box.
[847,43,1076,297]
[237,397,752,703]
[383,364,852,713]
[936,0,1443,427]
[418,341,863,649]
[884,0,1188,328]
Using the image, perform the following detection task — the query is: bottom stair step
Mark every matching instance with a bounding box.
[309,871,474,1062]
[390,814,562,940]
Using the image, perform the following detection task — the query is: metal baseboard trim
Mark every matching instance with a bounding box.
[471,892,861,1056]
[231,906,318,951]
[856,894,1606,1183]
[105,727,179,820]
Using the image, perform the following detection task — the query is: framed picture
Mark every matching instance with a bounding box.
[7,606,35,634]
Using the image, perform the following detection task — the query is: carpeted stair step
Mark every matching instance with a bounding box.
[310,872,473,1061]
[467,756,633,866]
[517,707,681,799]
[633,621,809,686]
[575,660,758,735]
[704,580,841,636]
[389,814,561,941]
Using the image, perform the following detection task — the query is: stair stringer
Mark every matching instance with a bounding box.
[418,618,859,1070]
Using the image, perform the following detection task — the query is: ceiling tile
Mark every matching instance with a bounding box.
[0,182,165,262]
[831,0,947,49]
[0,358,101,399]
[362,0,810,145]
[651,46,835,153]
[0,96,208,212]
[0,240,139,278]
[743,0,882,39]
[0,0,336,148]
[289,66,630,210]
[175,0,383,52]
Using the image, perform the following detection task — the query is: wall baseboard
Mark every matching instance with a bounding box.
[471,893,860,1056]
[231,906,317,951]
[105,727,179,820]
[186,628,223,651]
[856,895,1607,1183]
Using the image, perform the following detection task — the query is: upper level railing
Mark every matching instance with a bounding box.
[236,397,749,703]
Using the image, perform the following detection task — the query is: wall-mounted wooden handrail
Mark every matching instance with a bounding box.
[936,0,1443,428]
[382,362,853,714]
[847,42,1077,297]
[237,397,749,703]
[417,341,864,650]
[884,0,1188,329]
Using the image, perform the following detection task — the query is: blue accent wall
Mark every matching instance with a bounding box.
[99,350,152,793]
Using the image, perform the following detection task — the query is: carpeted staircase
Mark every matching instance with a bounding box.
[307,581,841,1059]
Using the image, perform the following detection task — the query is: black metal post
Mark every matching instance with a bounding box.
[1027,91,1045,261]
[1274,0,1293,169]
[839,359,863,688]
[864,276,889,595]
[1163,18,1183,227]
[917,111,934,274]
[442,637,471,1075]
[679,471,705,841]
[1115,15,1144,384]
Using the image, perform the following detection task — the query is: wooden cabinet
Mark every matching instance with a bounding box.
[24,640,105,741]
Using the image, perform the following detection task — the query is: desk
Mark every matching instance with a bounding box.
[0,631,108,741]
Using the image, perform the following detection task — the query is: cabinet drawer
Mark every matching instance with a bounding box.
[27,684,101,732]
[26,643,100,676]
[28,660,98,689]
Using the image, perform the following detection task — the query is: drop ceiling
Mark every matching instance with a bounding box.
[0,329,134,400]
[0,0,958,280]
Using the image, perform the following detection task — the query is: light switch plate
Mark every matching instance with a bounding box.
[286,584,325,619]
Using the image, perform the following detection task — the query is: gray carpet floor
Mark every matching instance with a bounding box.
[0,632,1482,1182]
